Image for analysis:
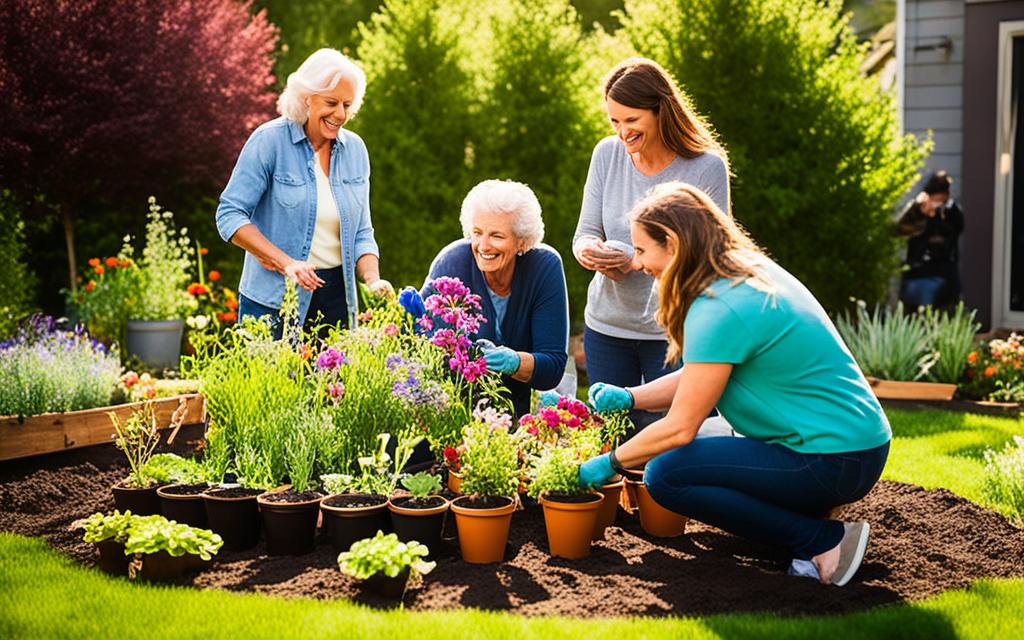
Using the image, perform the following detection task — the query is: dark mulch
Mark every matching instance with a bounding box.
[2,432,1023,618]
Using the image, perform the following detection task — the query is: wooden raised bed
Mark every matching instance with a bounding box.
[866,377,957,401]
[0,393,205,462]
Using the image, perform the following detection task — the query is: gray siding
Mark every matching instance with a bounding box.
[903,0,965,192]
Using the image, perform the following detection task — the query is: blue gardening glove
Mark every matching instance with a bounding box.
[578,453,615,488]
[398,287,425,318]
[537,390,561,407]
[473,338,497,352]
[483,346,520,374]
[588,382,634,413]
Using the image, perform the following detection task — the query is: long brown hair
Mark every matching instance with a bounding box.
[605,58,729,173]
[631,182,772,365]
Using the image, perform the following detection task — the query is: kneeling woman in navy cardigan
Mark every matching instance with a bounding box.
[422,179,570,418]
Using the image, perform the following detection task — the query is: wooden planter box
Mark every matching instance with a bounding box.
[0,393,205,462]
[866,377,957,401]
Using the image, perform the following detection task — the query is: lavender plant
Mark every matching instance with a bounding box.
[0,315,120,418]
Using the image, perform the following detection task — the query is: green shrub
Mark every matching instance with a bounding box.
[0,193,36,338]
[835,301,935,381]
[922,302,981,384]
[620,0,928,311]
[983,436,1024,525]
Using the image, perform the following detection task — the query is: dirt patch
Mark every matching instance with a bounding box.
[2,437,1023,618]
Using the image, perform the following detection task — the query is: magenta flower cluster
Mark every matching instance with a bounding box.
[316,346,348,371]
[517,397,593,438]
[420,277,489,383]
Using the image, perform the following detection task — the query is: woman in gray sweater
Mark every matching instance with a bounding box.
[573,57,730,433]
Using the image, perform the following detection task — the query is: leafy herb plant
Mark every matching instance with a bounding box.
[337,530,435,584]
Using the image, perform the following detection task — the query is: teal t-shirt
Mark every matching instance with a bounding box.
[683,259,891,454]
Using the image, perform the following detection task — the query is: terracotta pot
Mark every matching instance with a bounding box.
[388,496,449,560]
[446,471,462,494]
[157,483,209,528]
[360,567,411,598]
[449,495,515,564]
[202,487,262,550]
[625,478,687,538]
[539,492,603,559]
[95,539,129,575]
[592,479,624,541]
[320,493,390,553]
[112,482,161,516]
[258,490,324,556]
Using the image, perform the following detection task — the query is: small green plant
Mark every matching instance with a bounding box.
[321,431,425,496]
[459,417,521,499]
[337,530,435,585]
[129,197,195,322]
[123,514,223,561]
[527,447,585,499]
[109,402,161,488]
[836,300,936,381]
[923,302,981,384]
[400,472,442,500]
[983,435,1024,524]
[80,510,135,544]
[283,409,332,494]
[139,453,205,485]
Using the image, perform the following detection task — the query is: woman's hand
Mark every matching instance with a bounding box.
[482,346,521,375]
[283,260,325,291]
[366,278,395,298]
[589,382,634,412]
[578,453,615,488]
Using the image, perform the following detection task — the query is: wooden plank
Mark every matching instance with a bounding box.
[0,394,206,462]
[866,378,958,401]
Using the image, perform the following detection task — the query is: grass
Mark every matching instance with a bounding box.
[2,406,1022,639]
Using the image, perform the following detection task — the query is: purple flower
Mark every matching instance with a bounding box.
[316,347,347,370]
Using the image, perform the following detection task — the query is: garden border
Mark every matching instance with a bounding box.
[0,393,206,462]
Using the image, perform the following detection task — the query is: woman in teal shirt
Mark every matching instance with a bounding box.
[579,182,891,587]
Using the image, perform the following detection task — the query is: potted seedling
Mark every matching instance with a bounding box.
[337,530,435,598]
[109,400,186,515]
[257,410,328,556]
[320,432,422,553]
[388,471,449,560]
[449,413,522,564]
[527,447,604,559]
[80,510,135,575]
[151,453,209,528]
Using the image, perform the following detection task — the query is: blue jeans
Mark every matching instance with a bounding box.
[899,275,947,309]
[584,327,678,434]
[644,437,889,559]
[238,266,348,340]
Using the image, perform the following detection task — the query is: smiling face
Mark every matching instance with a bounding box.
[304,78,356,145]
[606,97,662,156]
[630,221,676,279]
[470,210,525,282]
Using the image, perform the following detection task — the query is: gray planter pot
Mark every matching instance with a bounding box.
[126,319,184,371]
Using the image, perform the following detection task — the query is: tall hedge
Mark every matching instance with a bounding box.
[621,0,928,310]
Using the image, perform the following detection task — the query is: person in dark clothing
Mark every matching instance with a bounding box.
[897,171,964,309]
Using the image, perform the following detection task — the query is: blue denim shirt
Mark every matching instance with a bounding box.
[215,117,379,324]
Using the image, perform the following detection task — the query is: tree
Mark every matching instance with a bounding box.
[0,0,278,291]
[0,192,37,338]
[621,0,927,310]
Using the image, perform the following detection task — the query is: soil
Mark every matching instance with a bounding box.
[206,487,262,499]
[160,483,209,496]
[2,433,1024,618]
[261,490,323,504]
[542,492,603,504]
[390,496,447,510]
[453,495,513,510]
[323,494,387,509]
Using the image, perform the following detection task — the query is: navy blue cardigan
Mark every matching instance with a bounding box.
[423,240,569,417]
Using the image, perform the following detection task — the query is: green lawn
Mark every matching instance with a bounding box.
[1,406,1022,639]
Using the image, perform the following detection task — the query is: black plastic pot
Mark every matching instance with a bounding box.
[137,550,190,581]
[94,539,129,575]
[112,482,161,516]
[320,493,390,552]
[361,567,410,598]
[388,496,449,560]
[257,490,323,556]
[202,487,262,550]
[158,483,209,528]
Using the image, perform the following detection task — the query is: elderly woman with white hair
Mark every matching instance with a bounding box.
[216,48,392,335]
[419,179,570,417]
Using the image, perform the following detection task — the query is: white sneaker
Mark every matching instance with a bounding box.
[831,522,870,587]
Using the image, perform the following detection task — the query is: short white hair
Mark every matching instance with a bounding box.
[460,180,545,251]
[277,48,367,124]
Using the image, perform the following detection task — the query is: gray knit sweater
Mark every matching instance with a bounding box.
[573,135,730,340]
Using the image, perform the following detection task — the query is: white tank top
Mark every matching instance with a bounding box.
[308,159,342,269]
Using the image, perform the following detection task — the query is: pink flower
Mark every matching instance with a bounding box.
[317,347,347,370]
[382,323,399,337]
[327,382,345,402]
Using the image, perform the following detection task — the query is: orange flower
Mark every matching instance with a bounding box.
[187,283,209,296]
[122,371,139,388]
[84,280,96,293]
[218,311,237,323]
[145,386,157,399]
[208,270,221,282]
[984,366,997,378]
[967,351,978,364]
[118,259,132,268]
[94,265,105,275]
[200,248,209,255]
[105,257,118,268]
[225,298,238,310]
[88,257,100,267]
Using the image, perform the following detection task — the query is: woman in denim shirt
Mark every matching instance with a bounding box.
[216,48,392,334]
